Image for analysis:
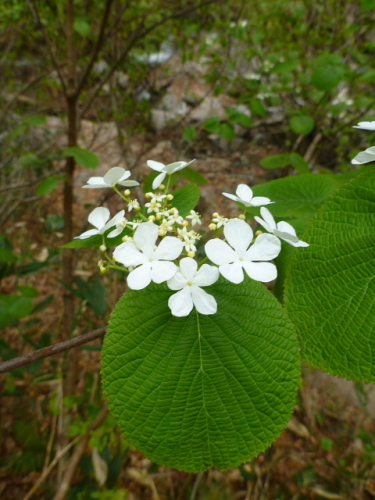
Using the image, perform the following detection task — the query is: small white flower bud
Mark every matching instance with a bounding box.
[255,230,263,236]
[156,213,163,220]
[212,212,219,217]
[124,189,131,196]
[100,266,107,274]
[187,250,195,258]
[158,229,167,236]
[182,220,189,226]
[148,215,156,221]
[99,244,107,252]
[209,223,217,231]
[159,184,165,190]
[167,194,174,200]
[145,192,153,199]
[239,214,246,220]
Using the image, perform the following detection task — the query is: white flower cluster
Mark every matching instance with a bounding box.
[75,160,309,317]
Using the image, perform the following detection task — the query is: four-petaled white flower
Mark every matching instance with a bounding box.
[353,121,375,131]
[205,218,281,284]
[113,221,183,290]
[75,207,125,239]
[167,258,219,317]
[222,184,273,207]
[254,207,309,247]
[147,159,196,189]
[83,167,139,189]
[351,146,375,165]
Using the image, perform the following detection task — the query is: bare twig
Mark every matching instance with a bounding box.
[22,436,81,500]
[53,408,109,500]
[0,327,106,374]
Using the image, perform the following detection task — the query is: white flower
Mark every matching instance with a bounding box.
[128,199,140,211]
[222,184,274,207]
[167,258,219,317]
[83,167,139,189]
[254,207,309,247]
[351,146,375,165]
[107,212,129,238]
[186,210,201,226]
[113,221,183,290]
[205,218,281,284]
[147,159,196,189]
[212,213,229,228]
[75,207,125,239]
[353,121,375,131]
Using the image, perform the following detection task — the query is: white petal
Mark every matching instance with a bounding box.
[153,236,183,261]
[222,192,239,202]
[117,179,140,187]
[134,221,158,257]
[254,216,273,233]
[164,161,187,174]
[260,207,276,230]
[107,227,123,238]
[147,160,165,172]
[219,261,244,284]
[118,170,131,182]
[113,242,147,267]
[191,286,217,315]
[88,207,110,229]
[250,196,274,206]
[167,271,187,291]
[352,147,375,164]
[246,233,281,261]
[152,172,166,189]
[178,257,198,281]
[242,261,277,282]
[193,264,219,287]
[104,210,125,231]
[291,239,309,247]
[150,261,177,283]
[168,287,194,317]
[75,228,99,239]
[205,239,237,265]
[103,167,127,186]
[224,218,253,253]
[276,221,297,237]
[83,177,108,188]
[236,184,253,202]
[353,121,375,130]
[127,264,152,290]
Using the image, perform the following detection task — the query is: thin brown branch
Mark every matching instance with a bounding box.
[53,408,109,500]
[29,0,67,95]
[0,327,106,375]
[75,0,115,97]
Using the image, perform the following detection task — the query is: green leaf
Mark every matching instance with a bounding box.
[73,18,91,36]
[203,117,221,134]
[36,176,64,196]
[284,170,375,383]
[260,154,290,169]
[359,69,375,83]
[273,61,298,74]
[219,123,235,141]
[249,174,342,220]
[311,66,344,91]
[18,286,40,298]
[63,147,99,169]
[249,99,267,117]
[183,126,198,141]
[361,0,375,12]
[102,278,300,471]
[74,277,107,317]
[178,167,207,185]
[171,184,200,217]
[289,153,311,174]
[0,248,16,263]
[18,153,41,167]
[8,295,33,319]
[290,116,315,135]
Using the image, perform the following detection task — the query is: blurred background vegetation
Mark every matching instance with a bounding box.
[1,0,375,498]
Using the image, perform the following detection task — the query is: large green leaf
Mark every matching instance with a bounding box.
[249,174,342,219]
[63,147,99,169]
[171,184,200,218]
[102,278,300,472]
[284,170,375,382]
